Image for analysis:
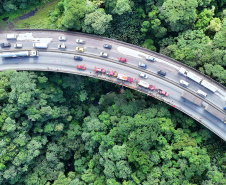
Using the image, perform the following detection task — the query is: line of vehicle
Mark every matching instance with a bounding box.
[14,29,225,90]
[38,49,225,115]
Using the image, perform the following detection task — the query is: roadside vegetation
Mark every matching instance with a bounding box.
[0,0,225,184]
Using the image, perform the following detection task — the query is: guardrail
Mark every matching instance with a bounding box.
[12,29,226,91]
[0,48,225,115]
[0,64,224,141]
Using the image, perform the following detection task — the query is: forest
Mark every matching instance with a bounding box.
[0,70,225,185]
[0,0,225,184]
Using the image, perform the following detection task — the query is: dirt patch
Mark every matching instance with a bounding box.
[18,8,38,20]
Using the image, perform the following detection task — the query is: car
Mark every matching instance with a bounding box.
[112,71,118,77]
[127,77,133,83]
[157,70,166,77]
[103,44,112,49]
[59,36,66,41]
[95,67,105,73]
[58,43,66,49]
[146,56,155,62]
[74,55,83,61]
[77,64,86,70]
[179,80,189,87]
[14,44,23,48]
[150,85,156,91]
[224,106,226,111]
[0,43,11,48]
[197,89,207,98]
[139,73,148,79]
[138,62,148,69]
[76,39,85,44]
[100,52,109,58]
[158,89,169,96]
[76,47,85,52]
[118,57,127,62]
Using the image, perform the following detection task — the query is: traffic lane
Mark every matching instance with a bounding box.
[177,74,225,109]
[0,54,225,140]
[0,33,225,109]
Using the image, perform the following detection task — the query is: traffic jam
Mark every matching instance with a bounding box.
[71,36,169,97]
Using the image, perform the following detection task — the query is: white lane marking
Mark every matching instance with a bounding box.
[117,46,180,70]
[17,33,52,43]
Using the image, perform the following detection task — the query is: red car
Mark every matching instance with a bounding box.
[118,57,127,62]
[106,70,118,77]
[95,67,105,73]
[127,77,133,83]
[158,89,169,96]
[77,65,86,70]
[150,85,156,91]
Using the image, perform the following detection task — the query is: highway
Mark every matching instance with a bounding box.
[0,30,225,141]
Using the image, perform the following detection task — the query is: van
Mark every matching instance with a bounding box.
[197,89,207,98]
[6,34,17,40]
[33,43,48,49]
[179,80,189,87]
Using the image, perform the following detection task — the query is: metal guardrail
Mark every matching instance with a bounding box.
[13,29,226,90]
[0,48,225,115]
[0,65,224,141]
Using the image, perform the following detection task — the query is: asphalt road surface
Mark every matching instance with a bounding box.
[0,30,225,141]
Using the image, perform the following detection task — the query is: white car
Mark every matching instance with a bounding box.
[146,56,155,62]
[100,52,109,58]
[14,44,23,48]
[58,43,66,49]
[59,36,66,41]
[179,80,189,87]
[76,39,85,44]
[139,73,148,78]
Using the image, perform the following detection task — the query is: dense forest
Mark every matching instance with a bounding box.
[0,70,225,184]
[0,0,226,184]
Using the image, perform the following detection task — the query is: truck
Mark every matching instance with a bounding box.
[0,51,38,58]
[117,74,133,83]
[33,43,48,49]
[200,80,217,93]
[178,67,202,83]
[6,34,17,40]
[204,104,226,123]
[181,91,203,106]
[138,80,151,88]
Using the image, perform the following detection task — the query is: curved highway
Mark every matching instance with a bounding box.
[0,30,225,141]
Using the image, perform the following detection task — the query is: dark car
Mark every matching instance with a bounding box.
[74,55,83,61]
[103,44,112,49]
[1,43,11,48]
[157,70,166,77]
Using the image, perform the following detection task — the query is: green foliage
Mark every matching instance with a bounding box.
[161,0,198,32]
[82,8,112,35]
[112,0,132,15]
[62,0,87,30]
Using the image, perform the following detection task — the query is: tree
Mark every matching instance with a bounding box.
[62,0,87,30]
[194,7,214,30]
[206,18,222,32]
[82,9,112,35]
[112,0,132,15]
[161,0,198,32]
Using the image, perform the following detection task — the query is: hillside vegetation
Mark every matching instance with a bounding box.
[0,0,225,184]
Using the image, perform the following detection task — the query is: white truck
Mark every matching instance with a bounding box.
[138,80,151,88]
[6,34,17,40]
[178,67,202,83]
[0,51,38,58]
[33,43,48,49]
[200,80,217,93]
